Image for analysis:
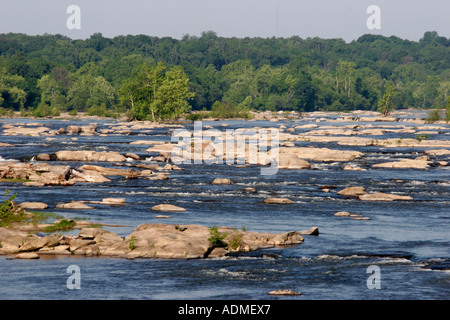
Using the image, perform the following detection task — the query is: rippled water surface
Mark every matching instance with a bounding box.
[0,114,449,300]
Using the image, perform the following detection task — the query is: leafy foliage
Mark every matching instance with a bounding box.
[0,32,449,117]
[208,226,228,248]
[0,189,26,227]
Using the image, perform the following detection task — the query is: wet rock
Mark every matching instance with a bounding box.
[15,252,40,259]
[337,187,366,196]
[71,169,111,183]
[151,204,186,212]
[1,222,305,260]
[270,231,304,245]
[279,146,364,162]
[262,198,295,204]
[358,193,413,201]
[278,153,311,169]
[56,201,94,209]
[36,154,51,161]
[78,165,138,177]
[66,126,81,134]
[19,202,48,210]
[0,142,15,147]
[125,153,141,160]
[69,239,96,252]
[38,245,71,255]
[334,211,352,217]
[101,198,126,205]
[267,290,301,296]
[342,164,366,171]
[55,150,126,162]
[424,149,450,156]
[148,173,169,180]
[351,216,371,220]
[0,162,72,185]
[243,187,257,194]
[297,226,319,235]
[2,126,50,136]
[372,159,430,169]
[211,178,231,185]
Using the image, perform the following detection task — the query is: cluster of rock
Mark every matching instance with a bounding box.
[0,156,181,186]
[0,223,310,260]
[1,121,182,137]
[337,186,413,201]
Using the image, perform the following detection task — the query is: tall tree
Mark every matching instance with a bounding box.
[0,67,26,109]
[118,62,194,121]
[378,83,397,116]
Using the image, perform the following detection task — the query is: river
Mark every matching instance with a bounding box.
[0,112,449,300]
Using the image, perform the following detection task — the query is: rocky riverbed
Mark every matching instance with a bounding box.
[0,110,449,300]
[0,109,449,262]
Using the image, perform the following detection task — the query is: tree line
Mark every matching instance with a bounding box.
[0,31,449,120]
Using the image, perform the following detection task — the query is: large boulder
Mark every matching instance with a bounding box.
[0,223,305,260]
[124,223,304,259]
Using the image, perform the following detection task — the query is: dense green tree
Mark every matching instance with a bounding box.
[0,67,26,109]
[67,73,115,111]
[0,32,449,117]
[118,62,194,121]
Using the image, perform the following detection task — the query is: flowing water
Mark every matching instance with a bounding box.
[0,113,449,300]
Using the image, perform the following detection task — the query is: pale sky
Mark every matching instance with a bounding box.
[0,0,449,42]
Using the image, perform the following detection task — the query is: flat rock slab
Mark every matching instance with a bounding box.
[151,204,186,212]
[19,202,49,210]
[358,192,413,201]
[263,198,295,204]
[337,186,366,196]
[55,150,126,162]
[267,290,301,296]
[0,222,305,260]
[15,252,40,259]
